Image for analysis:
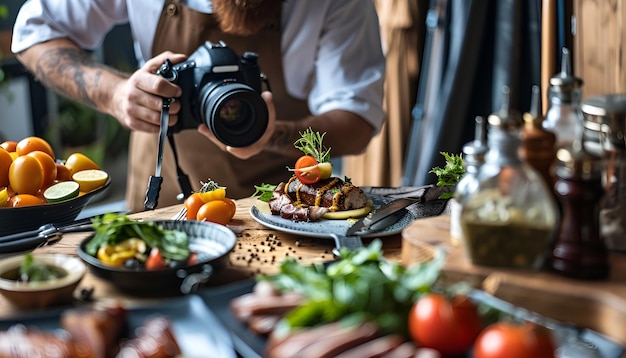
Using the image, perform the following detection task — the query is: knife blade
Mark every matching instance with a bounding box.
[345,197,420,236]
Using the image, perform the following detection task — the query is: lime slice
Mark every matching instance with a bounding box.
[43,181,80,203]
[72,169,109,193]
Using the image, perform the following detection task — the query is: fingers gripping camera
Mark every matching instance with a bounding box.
[157,41,269,147]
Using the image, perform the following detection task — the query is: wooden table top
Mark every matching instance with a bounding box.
[0,197,403,317]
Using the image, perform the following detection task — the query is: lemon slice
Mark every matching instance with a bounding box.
[0,187,9,207]
[43,181,80,203]
[72,169,109,193]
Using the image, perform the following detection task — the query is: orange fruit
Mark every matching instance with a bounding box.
[55,163,72,181]
[10,194,44,207]
[65,152,100,176]
[15,136,55,158]
[184,193,205,220]
[0,187,9,207]
[223,197,237,219]
[27,151,57,189]
[0,141,17,152]
[196,200,232,225]
[0,147,12,188]
[9,155,43,195]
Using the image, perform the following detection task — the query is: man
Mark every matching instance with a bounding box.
[12,0,385,212]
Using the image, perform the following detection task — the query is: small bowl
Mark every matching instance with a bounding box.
[0,254,86,310]
[77,220,237,296]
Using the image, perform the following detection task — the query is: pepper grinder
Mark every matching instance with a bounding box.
[520,85,557,189]
[551,140,610,279]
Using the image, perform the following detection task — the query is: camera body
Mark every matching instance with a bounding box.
[157,41,268,147]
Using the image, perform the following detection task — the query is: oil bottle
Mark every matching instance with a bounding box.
[460,87,559,269]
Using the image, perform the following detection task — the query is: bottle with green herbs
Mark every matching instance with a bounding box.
[459,87,559,270]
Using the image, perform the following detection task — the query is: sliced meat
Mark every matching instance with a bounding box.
[230,291,304,322]
[334,334,406,358]
[286,177,368,211]
[267,321,380,358]
[116,317,181,358]
[61,304,129,358]
[0,325,80,358]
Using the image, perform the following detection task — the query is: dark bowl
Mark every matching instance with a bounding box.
[0,178,111,236]
[77,220,237,296]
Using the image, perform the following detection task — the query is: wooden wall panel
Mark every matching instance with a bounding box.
[573,0,626,98]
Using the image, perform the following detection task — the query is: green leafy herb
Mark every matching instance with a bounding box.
[259,240,446,338]
[294,127,331,163]
[19,253,63,283]
[429,152,465,199]
[86,213,190,261]
[251,183,277,202]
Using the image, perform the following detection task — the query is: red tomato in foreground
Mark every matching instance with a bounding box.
[145,248,166,270]
[294,155,320,184]
[473,321,556,358]
[408,293,482,356]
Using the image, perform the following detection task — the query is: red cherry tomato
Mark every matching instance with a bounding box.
[408,293,482,356]
[473,321,556,358]
[145,248,166,270]
[294,155,320,184]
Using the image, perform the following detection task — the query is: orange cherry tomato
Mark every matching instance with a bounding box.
[64,152,100,176]
[9,155,43,195]
[10,194,44,207]
[15,136,55,158]
[184,193,205,220]
[0,148,12,188]
[294,155,321,184]
[0,141,17,152]
[55,163,72,182]
[145,248,166,270]
[27,151,57,189]
[196,200,232,225]
[223,197,237,219]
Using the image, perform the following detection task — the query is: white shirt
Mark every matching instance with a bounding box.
[12,0,385,130]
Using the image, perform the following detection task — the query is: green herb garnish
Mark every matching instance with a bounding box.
[294,127,331,163]
[19,253,62,283]
[260,240,446,338]
[251,183,277,202]
[429,152,465,199]
[86,213,190,261]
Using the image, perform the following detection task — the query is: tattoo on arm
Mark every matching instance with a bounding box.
[268,125,296,149]
[34,47,111,108]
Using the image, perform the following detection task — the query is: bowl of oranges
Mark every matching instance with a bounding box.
[0,136,111,236]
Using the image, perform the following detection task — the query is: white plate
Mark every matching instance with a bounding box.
[249,194,416,239]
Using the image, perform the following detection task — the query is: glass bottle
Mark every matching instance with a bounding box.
[460,87,559,270]
[520,85,557,189]
[450,116,488,246]
[543,47,585,149]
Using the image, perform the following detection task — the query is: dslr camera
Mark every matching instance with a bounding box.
[157,41,269,147]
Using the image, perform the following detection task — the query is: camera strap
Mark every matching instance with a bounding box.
[144,97,194,211]
[144,98,171,210]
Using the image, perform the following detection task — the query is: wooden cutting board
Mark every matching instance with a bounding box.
[402,215,626,346]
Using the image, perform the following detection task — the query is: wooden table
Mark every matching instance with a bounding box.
[0,197,403,317]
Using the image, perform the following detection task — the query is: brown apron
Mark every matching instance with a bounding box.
[126,0,310,212]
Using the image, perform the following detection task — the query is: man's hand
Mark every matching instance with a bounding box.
[110,51,187,133]
[198,91,276,159]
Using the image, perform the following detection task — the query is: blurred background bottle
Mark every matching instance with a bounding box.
[450,116,487,246]
[543,47,585,149]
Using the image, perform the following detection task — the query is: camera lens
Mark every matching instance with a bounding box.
[200,82,268,147]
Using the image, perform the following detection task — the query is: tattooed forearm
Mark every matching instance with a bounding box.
[33,47,123,109]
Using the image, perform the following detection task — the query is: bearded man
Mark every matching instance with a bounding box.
[12,0,385,212]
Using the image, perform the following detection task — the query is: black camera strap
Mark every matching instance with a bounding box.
[144,98,193,210]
